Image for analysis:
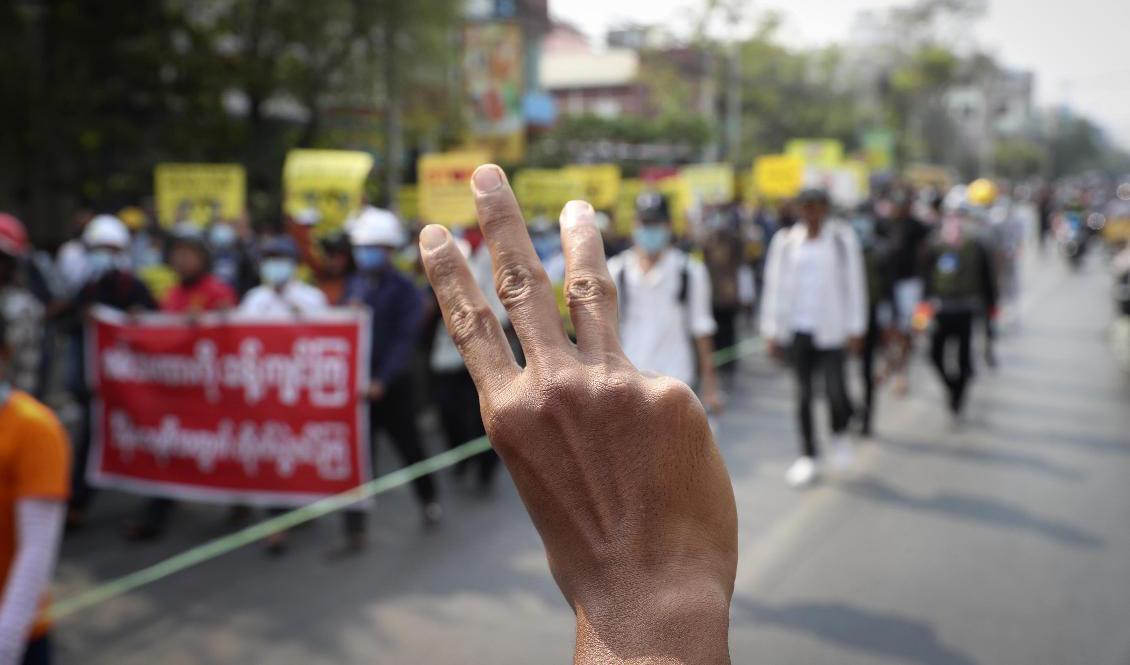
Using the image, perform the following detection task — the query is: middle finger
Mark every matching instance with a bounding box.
[470,164,573,362]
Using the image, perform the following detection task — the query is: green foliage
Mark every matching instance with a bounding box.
[992,138,1048,179]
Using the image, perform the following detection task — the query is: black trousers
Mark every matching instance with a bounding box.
[930,311,974,413]
[713,305,740,380]
[21,635,51,665]
[792,333,852,458]
[433,368,498,487]
[344,374,438,535]
[859,306,882,436]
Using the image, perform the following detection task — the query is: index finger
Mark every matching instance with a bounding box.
[471,164,573,363]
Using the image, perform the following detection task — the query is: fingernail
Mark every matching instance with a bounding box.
[419,224,449,251]
[560,200,595,229]
[471,165,504,193]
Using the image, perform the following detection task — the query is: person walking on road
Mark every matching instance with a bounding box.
[61,215,158,530]
[337,207,441,555]
[885,189,932,396]
[0,215,44,398]
[761,188,869,488]
[0,309,70,665]
[126,223,237,541]
[238,235,329,554]
[607,192,722,413]
[921,204,998,419]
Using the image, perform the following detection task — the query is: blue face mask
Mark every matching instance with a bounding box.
[208,224,238,250]
[633,226,671,255]
[353,246,389,272]
[260,257,296,286]
[86,250,117,279]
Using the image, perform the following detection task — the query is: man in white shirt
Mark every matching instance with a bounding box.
[238,234,328,554]
[608,193,721,412]
[239,236,328,316]
[761,188,868,488]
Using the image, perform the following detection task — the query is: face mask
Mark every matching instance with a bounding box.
[633,226,671,255]
[208,224,238,249]
[87,250,117,278]
[260,257,296,286]
[353,246,388,272]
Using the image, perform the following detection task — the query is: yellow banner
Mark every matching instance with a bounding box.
[785,139,845,169]
[283,150,374,234]
[418,151,488,228]
[397,185,419,222]
[513,169,586,222]
[754,155,805,199]
[679,164,735,207]
[154,164,246,228]
[562,164,621,210]
[615,178,645,236]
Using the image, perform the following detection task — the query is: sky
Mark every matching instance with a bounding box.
[549,0,1130,148]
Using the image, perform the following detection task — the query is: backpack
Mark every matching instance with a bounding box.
[932,240,981,300]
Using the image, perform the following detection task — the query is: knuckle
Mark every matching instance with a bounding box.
[564,273,615,309]
[649,376,698,410]
[478,197,523,233]
[446,301,496,349]
[495,262,547,310]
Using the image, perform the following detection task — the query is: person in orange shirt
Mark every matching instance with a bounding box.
[0,309,70,665]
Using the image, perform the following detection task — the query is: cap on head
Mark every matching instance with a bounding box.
[83,214,131,250]
[259,235,299,260]
[635,191,671,225]
[169,222,209,253]
[796,188,830,206]
[0,213,29,258]
[319,230,352,253]
[349,207,405,247]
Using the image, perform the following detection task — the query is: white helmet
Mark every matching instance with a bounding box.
[349,206,405,247]
[83,215,131,249]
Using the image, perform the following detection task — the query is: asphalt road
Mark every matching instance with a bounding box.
[53,238,1130,665]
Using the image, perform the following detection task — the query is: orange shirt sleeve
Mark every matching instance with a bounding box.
[14,411,71,502]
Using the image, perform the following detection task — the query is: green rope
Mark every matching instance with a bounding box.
[49,338,760,621]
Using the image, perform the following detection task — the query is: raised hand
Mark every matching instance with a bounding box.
[418,164,737,664]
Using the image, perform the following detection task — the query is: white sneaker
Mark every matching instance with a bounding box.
[827,435,855,471]
[785,456,819,488]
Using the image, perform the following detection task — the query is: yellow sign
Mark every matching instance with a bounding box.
[679,164,735,207]
[754,155,805,199]
[396,185,419,222]
[562,164,621,210]
[785,139,845,169]
[154,163,246,228]
[904,163,953,191]
[614,178,645,236]
[513,168,586,222]
[418,151,488,228]
[656,178,689,235]
[464,132,526,165]
[283,150,374,234]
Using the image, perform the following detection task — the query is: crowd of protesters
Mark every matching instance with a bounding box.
[0,171,1055,664]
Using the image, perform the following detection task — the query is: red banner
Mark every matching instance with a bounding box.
[87,307,371,505]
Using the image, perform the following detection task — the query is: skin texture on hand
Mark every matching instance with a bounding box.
[418,165,738,664]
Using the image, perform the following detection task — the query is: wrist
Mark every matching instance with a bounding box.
[573,579,731,664]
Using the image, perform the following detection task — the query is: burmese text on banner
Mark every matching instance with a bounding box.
[86,307,372,506]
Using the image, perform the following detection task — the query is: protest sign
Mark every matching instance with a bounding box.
[154,164,246,228]
[785,139,845,169]
[418,151,489,227]
[87,307,371,505]
[562,164,621,210]
[283,149,374,234]
[753,155,805,199]
[513,168,586,222]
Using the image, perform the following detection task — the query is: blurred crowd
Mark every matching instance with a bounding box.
[1,172,1126,549]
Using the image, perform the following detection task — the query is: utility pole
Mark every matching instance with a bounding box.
[724,40,741,165]
[381,3,403,212]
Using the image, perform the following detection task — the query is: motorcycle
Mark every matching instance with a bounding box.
[1055,210,1091,270]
